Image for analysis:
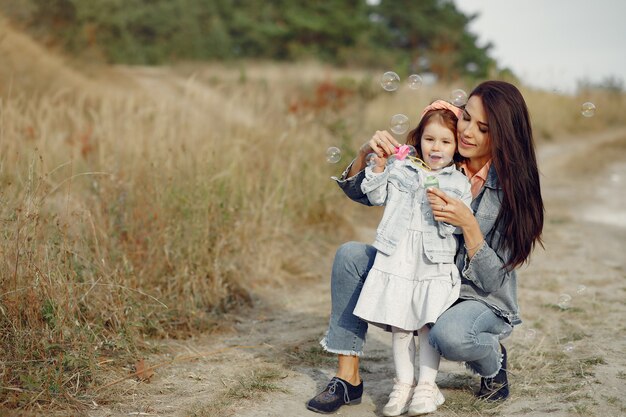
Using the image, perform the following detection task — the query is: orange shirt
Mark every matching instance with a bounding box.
[459,160,492,198]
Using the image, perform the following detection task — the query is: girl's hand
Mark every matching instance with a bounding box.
[427,187,473,228]
[370,153,387,173]
[350,130,401,177]
[359,130,400,159]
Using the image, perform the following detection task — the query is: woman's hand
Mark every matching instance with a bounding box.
[350,130,401,176]
[429,187,484,257]
[359,130,400,159]
[427,187,474,228]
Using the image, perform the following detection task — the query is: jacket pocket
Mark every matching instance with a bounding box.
[422,231,458,264]
[440,186,463,199]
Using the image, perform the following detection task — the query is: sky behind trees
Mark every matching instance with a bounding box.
[454,0,626,93]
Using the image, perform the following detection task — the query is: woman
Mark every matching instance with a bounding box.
[306,81,544,414]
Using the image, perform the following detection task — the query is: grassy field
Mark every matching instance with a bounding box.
[1,18,625,412]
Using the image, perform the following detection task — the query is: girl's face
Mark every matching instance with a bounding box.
[420,119,457,170]
[457,95,492,166]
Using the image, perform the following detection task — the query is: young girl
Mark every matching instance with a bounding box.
[352,101,472,416]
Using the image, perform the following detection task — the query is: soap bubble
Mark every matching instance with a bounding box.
[557,293,572,309]
[525,328,537,340]
[406,145,417,157]
[365,152,377,167]
[581,102,596,117]
[326,147,341,163]
[576,285,587,295]
[390,114,410,135]
[407,74,423,90]
[381,71,400,92]
[465,62,479,73]
[450,89,468,107]
[562,342,575,353]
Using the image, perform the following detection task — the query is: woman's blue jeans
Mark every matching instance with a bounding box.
[320,241,511,378]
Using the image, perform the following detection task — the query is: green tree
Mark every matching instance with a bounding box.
[2,0,495,75]
[365,0,493,79]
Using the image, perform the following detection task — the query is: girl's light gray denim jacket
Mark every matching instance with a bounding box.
[334,160,523,326]
[361,160,472,264]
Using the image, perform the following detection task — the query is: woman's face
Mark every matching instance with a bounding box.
[420,119,456,170]
[457,95,492,166]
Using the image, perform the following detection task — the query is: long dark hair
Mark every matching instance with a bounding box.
[471,81,544,269]
[407,108,463,163]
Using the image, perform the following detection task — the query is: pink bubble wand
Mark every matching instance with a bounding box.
[394,145,432,171]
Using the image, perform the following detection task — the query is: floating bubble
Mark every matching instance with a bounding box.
[525,328,537,340]
[465,62,479,73]
[390,114,410,135]
[557,293,572,309]
[326,146,341,163]
[406,145,417,157]
[365,152,377,167]
[417,56,430,70]
[576,285,587,295]
[450,89,468,107]
[407,74,423,90]
[581,102,596,117]
[381,71,400,92]
[562,342,575,353]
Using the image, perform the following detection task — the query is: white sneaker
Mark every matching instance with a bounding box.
[407,383,445,416]
[382,379,416,416]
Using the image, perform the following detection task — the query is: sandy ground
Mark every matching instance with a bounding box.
[87,127,626,417]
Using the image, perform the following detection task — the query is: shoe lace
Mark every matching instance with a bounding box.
[481,377,494,391]
[481,377,506,392]
[327,378,350,404]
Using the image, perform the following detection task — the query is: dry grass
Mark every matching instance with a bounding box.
[186,366,286,417]
[0,63,371,409]
[1,19,625,413]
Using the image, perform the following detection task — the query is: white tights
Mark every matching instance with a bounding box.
[391,325,440,385]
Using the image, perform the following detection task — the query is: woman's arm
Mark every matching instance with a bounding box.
[427,187,481,254]
[333,160,371,205]
[348,130,399,177]
[334,130,400,205]
[438,180,473,237]
[461,238,513,293]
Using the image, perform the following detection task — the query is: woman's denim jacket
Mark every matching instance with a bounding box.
[361,161,472,265]
[334,160,522,325]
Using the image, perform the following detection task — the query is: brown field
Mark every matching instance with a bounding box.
[1,17,625,416]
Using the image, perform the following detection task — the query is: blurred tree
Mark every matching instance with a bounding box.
[1,0,494,79]
[366,0,493,79]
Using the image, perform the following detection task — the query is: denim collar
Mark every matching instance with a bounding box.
[485,164,501,190]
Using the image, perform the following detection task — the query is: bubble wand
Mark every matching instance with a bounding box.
[394,144,432,171]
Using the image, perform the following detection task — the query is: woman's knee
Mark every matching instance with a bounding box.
[335,241,373,262]
[333,242,376,277]
[429,321,466,358]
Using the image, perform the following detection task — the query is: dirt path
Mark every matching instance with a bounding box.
[89,127,626,417]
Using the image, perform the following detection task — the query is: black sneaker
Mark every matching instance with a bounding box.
[477,343,509,401]
[306,377,363,414]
